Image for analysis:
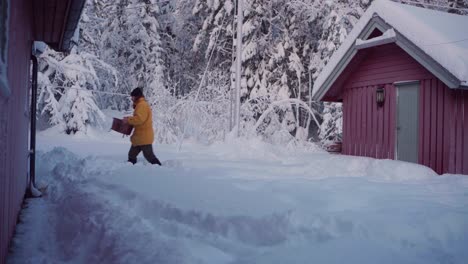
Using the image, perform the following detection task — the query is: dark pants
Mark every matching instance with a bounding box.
[128,145,162,165]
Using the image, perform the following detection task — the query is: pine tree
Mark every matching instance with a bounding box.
[60,86,104,134]
[100,0,167,103]
[38,0,466,143]
[37,47,109,134]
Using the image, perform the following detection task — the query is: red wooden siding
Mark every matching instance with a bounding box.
[0,0,33,263]
[339,43,468,175]
[419,82,468,174]
[342,84,396,160]
[345,44,433,88]
[464,90,468,174]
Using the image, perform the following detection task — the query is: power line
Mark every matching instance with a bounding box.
[389,1,468,46]
[99,1,172,15]
[395,0,468,11]
[53,86,129,97]
[99,0,257,16]
[105,4,159,15]
[101,0,172,9]
[423,37,468,46]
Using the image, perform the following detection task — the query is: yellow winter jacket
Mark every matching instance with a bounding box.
[128,97,154,146]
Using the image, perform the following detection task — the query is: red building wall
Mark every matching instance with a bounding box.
[341,44,468,175]
[0,0,33,262]
[419,79,468,175]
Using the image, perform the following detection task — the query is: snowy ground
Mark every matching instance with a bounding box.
[7,126,468,263]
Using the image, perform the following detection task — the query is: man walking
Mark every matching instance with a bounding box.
[124,87,162,166]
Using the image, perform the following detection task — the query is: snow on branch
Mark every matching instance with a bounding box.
[253,99,320,133]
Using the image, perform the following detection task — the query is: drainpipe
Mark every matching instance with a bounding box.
[28,54,39,197]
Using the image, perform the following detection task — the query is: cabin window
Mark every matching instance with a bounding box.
[0,0,9,97]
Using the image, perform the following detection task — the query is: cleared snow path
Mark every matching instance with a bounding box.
[7,130,468,264]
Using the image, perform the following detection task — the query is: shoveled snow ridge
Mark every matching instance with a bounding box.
[8,137,468,264]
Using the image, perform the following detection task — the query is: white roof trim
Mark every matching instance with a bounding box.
[355,28,397,50]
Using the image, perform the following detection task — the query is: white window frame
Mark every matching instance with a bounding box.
[0,0,10,98]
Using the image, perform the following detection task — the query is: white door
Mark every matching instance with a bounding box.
[396,82,419,163]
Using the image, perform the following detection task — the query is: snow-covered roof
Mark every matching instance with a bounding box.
[313,0,468,101]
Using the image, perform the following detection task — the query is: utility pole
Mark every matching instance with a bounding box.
[234,0,243,137]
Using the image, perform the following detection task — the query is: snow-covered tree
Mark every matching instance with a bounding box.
[60,86,104,134]
[37,47,113,134]
[99,0,167,103]
[38,0,467,144]
[319,102,342,143]
[37,71,61,126]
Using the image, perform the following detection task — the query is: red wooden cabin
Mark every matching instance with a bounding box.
[313,0,468,175]
[0,0,84,262]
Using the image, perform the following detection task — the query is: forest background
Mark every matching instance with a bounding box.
[35,0,468,146]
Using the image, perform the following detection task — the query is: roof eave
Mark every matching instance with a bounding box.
[312,16,392,102]
[58,0,86,52]
[312,48,358,102]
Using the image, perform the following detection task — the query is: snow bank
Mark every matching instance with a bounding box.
[8,132,468,263]
[367,159,437,182]
[208,135,325,161]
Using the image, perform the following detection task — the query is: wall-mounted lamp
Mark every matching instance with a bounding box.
[376,86,385,107]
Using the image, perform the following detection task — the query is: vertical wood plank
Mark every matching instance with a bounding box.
[350,88,355,155]
[356,87,362,156]
[345,90,350,155]
[423,79,431,167]
[455,90,464,174]
[448,89,457,173]
[382,84,388,158]
[350,89,354,155]
[434,80,444,174]
[376,86,381,159]
[363,86,368,157]
[354,88,358,156]
[348,89,353,155]
[373,85,378,158]
[443,84,451,173]
[436,80,444,174]
[342,91,347,155]
[352,89,356,155]
[359,87,364,156]
[463,90,468,174]
[430,79,437,171]
[389,84,396,160]
[387,83,392,159]
[379,85,384,159]
[361,87,366,156]
[369,85,373,157]
[384,84,391,158]
[368,86,373,157]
